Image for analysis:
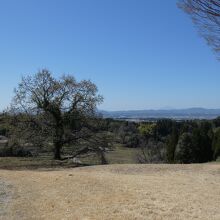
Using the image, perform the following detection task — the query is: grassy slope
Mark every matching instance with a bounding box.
[1,164,220,220]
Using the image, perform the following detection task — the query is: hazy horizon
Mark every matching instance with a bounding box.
[2,105,220,113]
[100,107,220,112]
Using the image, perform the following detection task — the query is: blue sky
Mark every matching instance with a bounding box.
[0,0,220,111]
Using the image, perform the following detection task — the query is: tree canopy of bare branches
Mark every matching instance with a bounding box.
[9,69,104,160]
[179,0,220,56]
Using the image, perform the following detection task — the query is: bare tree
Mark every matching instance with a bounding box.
[136,139,166,164]
[9,69,103,160]
[178,0,220,56]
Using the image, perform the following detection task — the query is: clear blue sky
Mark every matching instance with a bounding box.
[0,0,220,111]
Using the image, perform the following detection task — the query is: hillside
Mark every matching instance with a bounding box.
[1,164,220,220]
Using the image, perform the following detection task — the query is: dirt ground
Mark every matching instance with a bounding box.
[0,163,220,220]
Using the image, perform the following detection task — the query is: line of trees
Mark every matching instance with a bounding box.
[1,108,220,164]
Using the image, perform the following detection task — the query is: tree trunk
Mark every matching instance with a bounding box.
[99,151,108,165]
[53,121,64,160]
[54,141,62,160]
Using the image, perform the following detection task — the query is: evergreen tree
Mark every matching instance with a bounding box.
[166,122,179,163]
[212,128,220,160]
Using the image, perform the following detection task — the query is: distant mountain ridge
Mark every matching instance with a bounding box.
[100,108,220,120]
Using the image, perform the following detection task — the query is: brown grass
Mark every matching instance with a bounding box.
[0,163,220,220]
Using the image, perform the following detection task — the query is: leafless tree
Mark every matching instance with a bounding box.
[178,0,220,56]
[136,139,166,164]
[9,69,103,160]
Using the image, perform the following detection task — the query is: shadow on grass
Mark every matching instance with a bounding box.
[0,157,91,171]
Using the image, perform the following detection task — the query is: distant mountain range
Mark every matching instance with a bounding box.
[100,108,220,120]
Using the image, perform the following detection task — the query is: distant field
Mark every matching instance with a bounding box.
[0,163,220,220]
[106,145,140,164]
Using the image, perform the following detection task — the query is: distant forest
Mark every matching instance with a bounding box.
[1,113,220,164]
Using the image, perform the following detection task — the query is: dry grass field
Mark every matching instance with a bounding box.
[0,163,220,220]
